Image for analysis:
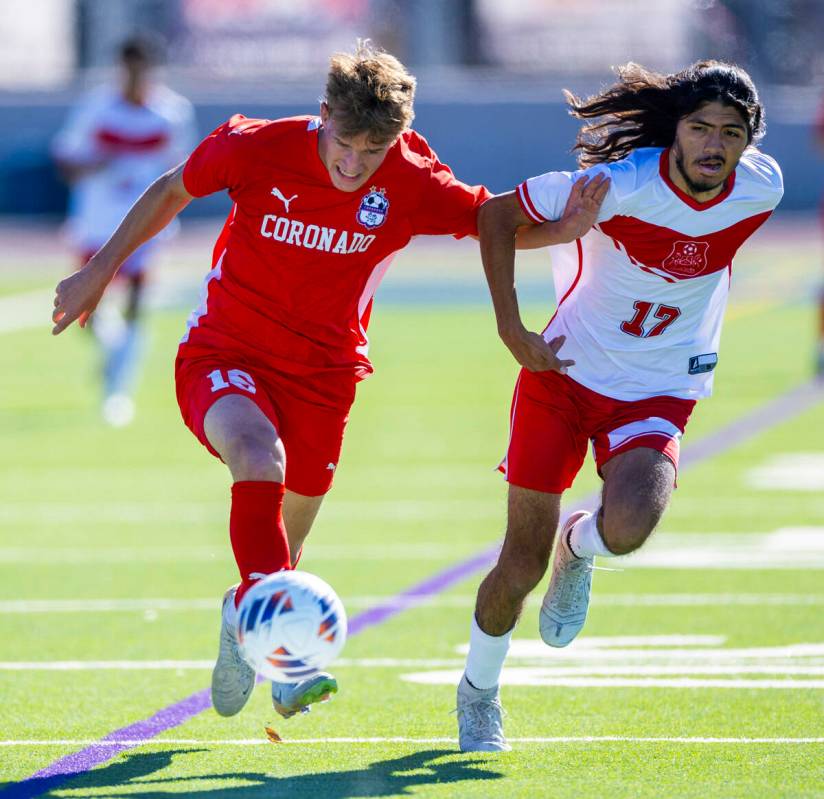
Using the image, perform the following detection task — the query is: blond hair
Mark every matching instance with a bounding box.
[324,40,416,143]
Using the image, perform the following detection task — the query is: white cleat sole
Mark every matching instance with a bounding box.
[460,740,512,753]
[211,586,255,717]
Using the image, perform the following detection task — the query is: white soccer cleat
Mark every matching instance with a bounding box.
[271,672,338,719]
[211,585,256,717]
[456,673,511,752]
[539,511,594,648]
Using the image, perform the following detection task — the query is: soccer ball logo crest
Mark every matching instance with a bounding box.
[356,187,389,229]
[662,240,710,277]
[236,571,347,682]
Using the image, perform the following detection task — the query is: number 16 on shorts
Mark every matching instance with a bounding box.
[207,368,257,394]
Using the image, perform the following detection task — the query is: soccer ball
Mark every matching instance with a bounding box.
[236,570,347,682]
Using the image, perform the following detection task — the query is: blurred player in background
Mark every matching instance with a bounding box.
[52,34,196,426]
[51,41,600,725]
[457,60,783,752]
[815,96,824,376]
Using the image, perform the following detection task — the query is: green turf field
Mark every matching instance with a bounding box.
[0,232,822,798]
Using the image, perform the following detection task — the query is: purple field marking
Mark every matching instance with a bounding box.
[0,550,504,799]
[3,378,822,798]
[347,546,501,636]
[0,689,214,799]
[679,380,824,469]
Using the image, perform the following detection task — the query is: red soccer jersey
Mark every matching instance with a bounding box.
[179,114,490,379]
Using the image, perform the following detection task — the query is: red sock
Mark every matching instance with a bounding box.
[230,481,290,607]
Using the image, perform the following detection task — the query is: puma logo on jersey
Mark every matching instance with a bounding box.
[271,187,298,213]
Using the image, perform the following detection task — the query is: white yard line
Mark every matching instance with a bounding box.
[0,660,215,670]
[0,737,821,746]
[402,671,824,689]
[0,598,219,613]
[509,635,729,648]
[0,543,482,563]
[590,593,824,606]
[4,660,824,677]
[488,641,824,660]
[0,500,492,525]
[746,453,824,491]
[3,528,822,567]
[1,594,822,614]
[3,634,824,673]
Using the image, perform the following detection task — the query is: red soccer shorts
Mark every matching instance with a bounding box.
[500,368,696,494]
[175,355,355,496]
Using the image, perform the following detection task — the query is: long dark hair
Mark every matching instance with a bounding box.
[565,60,764,167]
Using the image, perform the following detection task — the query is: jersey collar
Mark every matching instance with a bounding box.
[659,147,735,211]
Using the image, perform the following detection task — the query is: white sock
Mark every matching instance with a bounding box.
[567,510,614,558]
[105,321,145,397]
[464,614,512,690]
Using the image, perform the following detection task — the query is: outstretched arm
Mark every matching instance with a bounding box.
[479,193,575,374]
[52,162,193,334]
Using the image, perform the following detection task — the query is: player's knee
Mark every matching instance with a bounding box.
[498,546,548,598]
[601,503,658,555]
[603,529,645,556]
[223,429,285,482]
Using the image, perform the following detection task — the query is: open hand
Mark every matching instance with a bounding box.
[500,326,575,374]
[554,173,610,242]
[52,263,110,334]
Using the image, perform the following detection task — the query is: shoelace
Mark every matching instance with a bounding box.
[548,562,624,613]
[552,557,592,608]
[453,695,507,741]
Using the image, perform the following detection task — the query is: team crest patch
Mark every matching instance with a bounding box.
[357,187,389,229]
[662,240,710,277]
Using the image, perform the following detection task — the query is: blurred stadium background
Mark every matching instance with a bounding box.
[1,0,823,218]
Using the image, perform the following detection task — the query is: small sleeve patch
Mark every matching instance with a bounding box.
[688,353,718,375]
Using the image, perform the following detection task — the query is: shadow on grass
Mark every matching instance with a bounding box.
[1,747,504,798]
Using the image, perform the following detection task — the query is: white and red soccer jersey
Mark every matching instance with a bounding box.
[179,114,491,379]
[516,147,783,400]
[52,84,196,251]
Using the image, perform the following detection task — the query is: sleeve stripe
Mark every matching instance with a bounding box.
[517,181,548,223]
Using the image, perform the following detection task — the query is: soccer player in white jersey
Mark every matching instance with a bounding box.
[53,35,195,425]
[456,60,784,751]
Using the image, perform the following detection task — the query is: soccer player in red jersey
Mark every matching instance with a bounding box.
[52,41,604,721]
[456,61,783,751]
